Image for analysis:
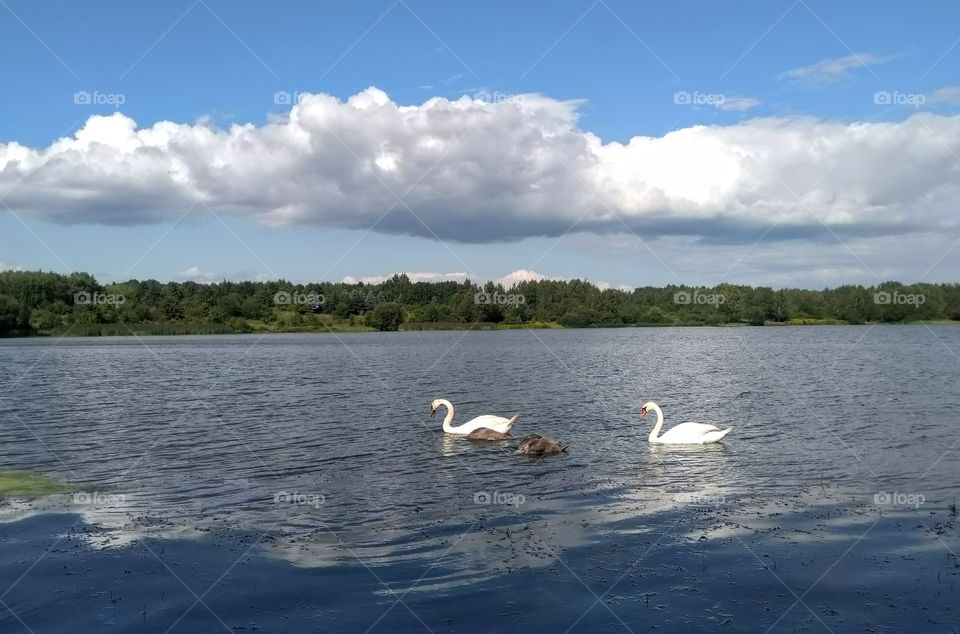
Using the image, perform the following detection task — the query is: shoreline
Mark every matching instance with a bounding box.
[1,319,958,339]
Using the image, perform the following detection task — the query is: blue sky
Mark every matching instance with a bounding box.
[2,0,959,288]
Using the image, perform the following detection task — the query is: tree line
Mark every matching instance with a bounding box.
[0,270,957,336]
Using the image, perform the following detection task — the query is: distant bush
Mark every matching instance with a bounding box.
[641,306,672,324]
[560,308,617,327]
[369,302,404,331]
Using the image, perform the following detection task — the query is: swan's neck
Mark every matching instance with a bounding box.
[439,400,456,431]
[647,404,664,442]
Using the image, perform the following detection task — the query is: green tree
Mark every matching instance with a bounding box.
[369,302,404,331]
[641,306,672,324]
[0,294,22,334]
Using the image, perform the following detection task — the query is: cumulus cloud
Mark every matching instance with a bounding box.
[178,266,222,283]
[173,266,274,283]
[495,268,630,290]
[340,270,545,286]
[2,86,959,245]
[341,271,470,284]
[780,52,886,86]
[594,280,634,292]
[717,96,761,112]
[498,269,546,286]
[931,86,960,104]
[342,268,635,291]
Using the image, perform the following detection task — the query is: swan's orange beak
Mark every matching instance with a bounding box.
[639,407,647,418]
[430,408,437,418]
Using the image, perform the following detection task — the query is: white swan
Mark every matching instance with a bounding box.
[430,399,516,435]
[642,401,732,444]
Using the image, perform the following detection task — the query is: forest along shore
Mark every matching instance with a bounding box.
[1,270,957,336]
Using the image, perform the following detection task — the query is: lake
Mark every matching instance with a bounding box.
[1,327,958,632]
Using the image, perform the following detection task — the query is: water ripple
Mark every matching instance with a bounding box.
[1,327,958,586]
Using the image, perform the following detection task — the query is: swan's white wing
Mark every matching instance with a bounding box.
[671,422,720,433]
[700,427,732,443]
[657,422,721,444]
[462,414,516,434]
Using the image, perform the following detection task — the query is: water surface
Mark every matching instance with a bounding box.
[1,327,958,632]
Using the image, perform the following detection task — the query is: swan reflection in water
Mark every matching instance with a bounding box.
[438,432,460,457]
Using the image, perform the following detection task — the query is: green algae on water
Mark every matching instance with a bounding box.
[0,470,74,496]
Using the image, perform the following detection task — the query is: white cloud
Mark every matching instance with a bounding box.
[178,266,222,282]
[496,269,632,291]
[341,271,470,284]
[717,96,761,112]
[780,53,885,86]
[0,263,25,272]
[339,268,637,292]
[340,270,540,286]
[2,87,959,246]
[931,86,960,104]
[594,280,634,292]
[498,269,546,286]
[340,275,385,284]
[174,267,274,283]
